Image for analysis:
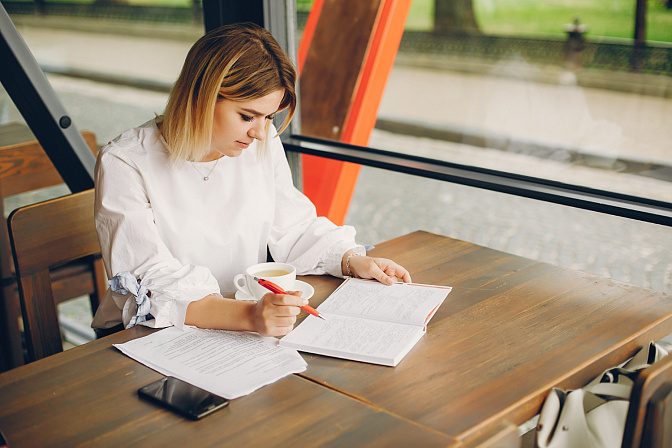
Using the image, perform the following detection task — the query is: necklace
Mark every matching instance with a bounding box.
[190,158,221,181]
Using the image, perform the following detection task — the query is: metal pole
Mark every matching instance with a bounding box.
[0,2,95,192]
[263,0,302,189]
[634,0,647,44]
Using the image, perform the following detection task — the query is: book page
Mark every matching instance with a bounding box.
[114,327,307,399]
[318,279,451,326]
[279,314,425,366]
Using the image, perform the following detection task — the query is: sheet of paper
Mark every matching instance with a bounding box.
[319,278,452,326]
[114,327,307,399]
[280,313,425,366]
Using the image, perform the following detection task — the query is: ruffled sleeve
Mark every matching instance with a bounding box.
[92,144,220,330]
[266,136,363,277]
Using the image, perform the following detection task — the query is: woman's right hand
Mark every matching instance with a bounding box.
[249,291,305,337]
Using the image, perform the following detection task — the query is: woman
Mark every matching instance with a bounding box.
[92,22,411,338]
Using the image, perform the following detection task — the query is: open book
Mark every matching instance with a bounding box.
[279,278,451,366]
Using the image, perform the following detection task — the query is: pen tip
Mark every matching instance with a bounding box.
[319,315,327,321]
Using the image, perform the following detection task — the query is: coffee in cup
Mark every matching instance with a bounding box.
[234,262,296,301]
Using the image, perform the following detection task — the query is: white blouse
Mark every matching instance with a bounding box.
[92,119,361,330]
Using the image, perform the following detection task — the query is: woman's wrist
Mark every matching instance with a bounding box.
[341,246,366,277]
[346,252,361,277]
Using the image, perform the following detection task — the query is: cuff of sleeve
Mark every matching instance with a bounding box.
[170,299,192,330]
[135,294,211,330]
[137,265,221,329]
[325,242,366,278]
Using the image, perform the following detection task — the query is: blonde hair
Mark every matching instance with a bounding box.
[161,22,297,163]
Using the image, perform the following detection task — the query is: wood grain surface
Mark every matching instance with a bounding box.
[298,231,672,446]
[0,326,453,447]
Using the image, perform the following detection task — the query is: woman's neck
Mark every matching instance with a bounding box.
[200,150,225,162]
[156,120,224,163]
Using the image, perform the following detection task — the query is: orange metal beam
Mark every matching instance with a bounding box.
[298,0,411,225]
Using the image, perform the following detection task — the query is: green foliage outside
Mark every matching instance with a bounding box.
[307,0,672,43]
[471,0,672,43]
[296,0,313,13]
[11,0,672,43]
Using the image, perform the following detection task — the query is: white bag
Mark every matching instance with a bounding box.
[535,341,670,448]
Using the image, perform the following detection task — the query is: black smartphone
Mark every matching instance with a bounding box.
[138,376,229,420]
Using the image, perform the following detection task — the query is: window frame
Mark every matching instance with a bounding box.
[282,134,672,227]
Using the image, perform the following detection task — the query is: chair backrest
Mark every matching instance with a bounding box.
[0,129,98,370]
[622,350,672,448]
[0,129,97,197]
[8,189,100,361]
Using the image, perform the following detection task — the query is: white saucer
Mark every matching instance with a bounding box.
[235,280,315,302]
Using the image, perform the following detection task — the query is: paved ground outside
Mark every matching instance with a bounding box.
[2,18,671,345]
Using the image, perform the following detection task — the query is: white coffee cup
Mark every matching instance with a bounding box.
[234,262,297,301]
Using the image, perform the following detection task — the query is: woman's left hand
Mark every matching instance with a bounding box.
[343,251,412,285]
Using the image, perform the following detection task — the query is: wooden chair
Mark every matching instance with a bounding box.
[7,189,105,362]
[0,128,106,370]
[622,350,672,448]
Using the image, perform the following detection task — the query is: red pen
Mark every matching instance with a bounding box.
[254,277,327,321]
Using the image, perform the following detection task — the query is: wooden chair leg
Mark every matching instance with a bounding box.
[0,282,24,370]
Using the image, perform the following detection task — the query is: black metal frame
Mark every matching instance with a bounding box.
[0,2,96,192]
[202,0,264,32]
[283,135,672,227]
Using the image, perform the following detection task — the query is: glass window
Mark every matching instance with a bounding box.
[373,0,672,202]
[296,0,672,293]
[4,7,200,143]
[1,2,205,347]
[347,166,672,293]
[2,0,670,301]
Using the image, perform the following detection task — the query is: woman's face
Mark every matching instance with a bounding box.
[208,89,285,160]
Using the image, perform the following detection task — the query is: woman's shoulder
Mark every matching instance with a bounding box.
[101,119,167,160]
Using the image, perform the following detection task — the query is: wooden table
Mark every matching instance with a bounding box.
[298,231,672,446]
[1,231,670,447]
[0,325,452,447]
